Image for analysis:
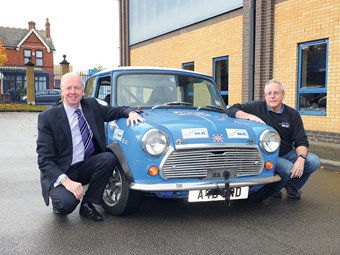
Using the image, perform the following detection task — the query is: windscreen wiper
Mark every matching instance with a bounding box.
[196,105,225,113]
[151,101,192,110]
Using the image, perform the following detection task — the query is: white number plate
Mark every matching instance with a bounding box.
[188,187,249,202]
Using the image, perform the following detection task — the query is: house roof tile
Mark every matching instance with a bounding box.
[0,26,55,51]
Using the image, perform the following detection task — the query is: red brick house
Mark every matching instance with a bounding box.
[0,19,55,101]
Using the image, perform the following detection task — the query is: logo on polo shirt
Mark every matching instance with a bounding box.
[279,122,290,128]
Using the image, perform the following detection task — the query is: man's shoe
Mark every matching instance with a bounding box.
[52,206,62,215]
[284,182,302,199]
[79,202,103,221]
[271,191,282,198]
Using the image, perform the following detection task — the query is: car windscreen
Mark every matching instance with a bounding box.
[116,73,226,111]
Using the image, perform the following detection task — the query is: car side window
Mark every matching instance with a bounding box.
[94,76,111,104]
[84,77,96,97]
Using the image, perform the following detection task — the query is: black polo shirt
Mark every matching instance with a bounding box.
[226,100,309,156]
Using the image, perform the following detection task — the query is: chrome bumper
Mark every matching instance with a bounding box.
[130,175,281,192]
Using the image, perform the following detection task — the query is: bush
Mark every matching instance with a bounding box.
[0,103,48,112]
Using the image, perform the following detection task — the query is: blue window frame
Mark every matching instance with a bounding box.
[297,39,328,116]
[213,56,229,105]
[35,76,47,92]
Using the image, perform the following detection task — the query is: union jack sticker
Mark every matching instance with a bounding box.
[213,134,223,143]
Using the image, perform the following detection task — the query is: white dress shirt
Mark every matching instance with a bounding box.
[54,102,93,187]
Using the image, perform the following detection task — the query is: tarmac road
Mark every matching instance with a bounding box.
[1,112,340,255]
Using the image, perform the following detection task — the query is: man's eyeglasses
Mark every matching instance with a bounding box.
[265,91,283,96]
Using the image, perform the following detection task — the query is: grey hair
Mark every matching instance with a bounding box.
[264,79,285,93]
[60,72,84,89]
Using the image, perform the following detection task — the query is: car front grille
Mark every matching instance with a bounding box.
[160,145,263,179]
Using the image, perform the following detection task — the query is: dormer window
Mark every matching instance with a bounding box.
[24,49,32,64]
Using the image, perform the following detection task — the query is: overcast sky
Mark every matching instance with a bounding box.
[0,0,120,71]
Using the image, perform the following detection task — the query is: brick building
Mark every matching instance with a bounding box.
[118,0,340,145]
[0,19,55,100]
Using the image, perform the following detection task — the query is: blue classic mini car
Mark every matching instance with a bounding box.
[84,67,281,215]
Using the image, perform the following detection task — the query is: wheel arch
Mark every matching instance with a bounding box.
[106,142,134,183]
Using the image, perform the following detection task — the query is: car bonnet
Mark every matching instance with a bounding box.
[141,109,263,145]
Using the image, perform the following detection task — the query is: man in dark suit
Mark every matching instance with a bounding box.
[36,72,144,221]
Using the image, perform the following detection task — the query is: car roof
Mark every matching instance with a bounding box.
[92,66,210,78]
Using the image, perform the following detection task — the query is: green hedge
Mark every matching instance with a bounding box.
[0,103,48,112]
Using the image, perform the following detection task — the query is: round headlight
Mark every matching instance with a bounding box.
[260,129,281,153]
[142,129,169,156]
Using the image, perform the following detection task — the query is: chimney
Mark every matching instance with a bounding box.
[28,21,35,30]
[45,18,51,38]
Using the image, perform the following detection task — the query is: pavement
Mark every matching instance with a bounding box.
[308,141,340,168]
[0,112,340,255]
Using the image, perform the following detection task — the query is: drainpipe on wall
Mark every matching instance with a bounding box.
[248,0,255,102]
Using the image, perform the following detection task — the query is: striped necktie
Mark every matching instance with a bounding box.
[75,109,94,159]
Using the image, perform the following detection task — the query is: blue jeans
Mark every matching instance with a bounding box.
[274,150,320,191]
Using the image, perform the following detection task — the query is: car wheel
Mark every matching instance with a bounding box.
[101,163,143,216]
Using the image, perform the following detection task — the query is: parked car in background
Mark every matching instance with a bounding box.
[21,89,61,105]
[84,67,281,216]
[35,89,61,105]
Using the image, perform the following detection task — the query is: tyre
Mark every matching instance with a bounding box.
[101,163,143,216]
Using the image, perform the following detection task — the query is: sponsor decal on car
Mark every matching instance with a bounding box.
[226,128,249,139]
[108,120,116,130]
[213,134,224,142]
[113,128,124,141]
[181,128,209,139]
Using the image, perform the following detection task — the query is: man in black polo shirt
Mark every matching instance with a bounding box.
[226,79,320,199]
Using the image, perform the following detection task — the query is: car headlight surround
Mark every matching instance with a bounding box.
[260,129,281,153]
[142,129,169,156]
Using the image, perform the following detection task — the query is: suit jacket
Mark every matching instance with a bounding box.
[36,97,132,205]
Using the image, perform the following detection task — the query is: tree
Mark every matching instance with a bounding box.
[0,41,8,66]
[94,64,104,70]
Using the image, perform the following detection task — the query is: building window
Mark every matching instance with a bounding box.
[2,72,25,101]
[213,56,229,105]
[298,39,328,115]
[182,62,194,71]
[36,50,43,66]
[182,62,195,98]
[24,50,32,64]
[35,76,47,92]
